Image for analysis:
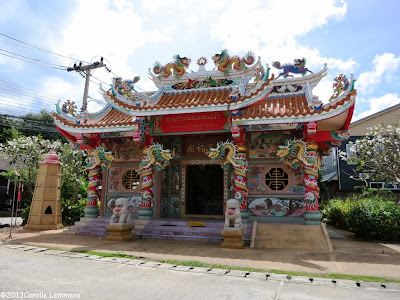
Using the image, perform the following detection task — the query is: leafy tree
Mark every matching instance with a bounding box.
[0,115,19,144]
[15,110,65,141]
[0,136,56,199]
[340,119,400,184]
[57,142,87,203]
[0,136,86,204]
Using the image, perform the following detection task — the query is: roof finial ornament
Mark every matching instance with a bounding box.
[328,74,353,102]
[197,56,208,74]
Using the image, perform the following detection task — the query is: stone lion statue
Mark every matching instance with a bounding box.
[224,199,242,229]
[110,198,131,224]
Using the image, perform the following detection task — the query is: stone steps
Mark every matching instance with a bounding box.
[64,217,253,243]
[135,220,253,243]
[63,217,110,236]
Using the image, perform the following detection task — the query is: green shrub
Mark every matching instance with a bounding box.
[346,199,400,241]
[20,205,31,220]
[18,200,86,226]
[321,198,356,229]
[61,198,86,225]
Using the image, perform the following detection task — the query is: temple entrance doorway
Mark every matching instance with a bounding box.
[186,165,224,215]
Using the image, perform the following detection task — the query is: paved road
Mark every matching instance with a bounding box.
[0,244,399,300]
[0,217,22,226]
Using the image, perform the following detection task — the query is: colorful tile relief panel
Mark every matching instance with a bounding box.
[107,166,141,193]
[106,140,143,162]
[248,198,306,217]
[170,197,180,215]
[247,164,304,194]
[161,169,169,216]
[105,195,142,215]
[249,131,302,158]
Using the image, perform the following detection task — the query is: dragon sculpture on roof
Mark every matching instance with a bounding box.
[212,50,255,75]
[152,55,191,78]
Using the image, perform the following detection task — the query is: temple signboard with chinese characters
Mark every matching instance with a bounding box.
[54,50,356,242]
[152,111,231,135]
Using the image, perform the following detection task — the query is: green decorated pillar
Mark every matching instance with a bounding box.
[84,147,114,218]
[137,143,173,220]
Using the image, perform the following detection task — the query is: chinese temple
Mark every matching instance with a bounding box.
[54,50,356,241]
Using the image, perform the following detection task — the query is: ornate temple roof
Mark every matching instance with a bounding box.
[234,89,356,130]
[53,51,356,136]
[54,107,137,133]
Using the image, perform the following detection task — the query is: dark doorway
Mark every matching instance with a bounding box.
[186,165,224,215]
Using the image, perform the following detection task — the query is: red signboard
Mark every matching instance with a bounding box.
[152,111,231,135]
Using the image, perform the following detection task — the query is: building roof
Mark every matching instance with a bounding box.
[349,102,400,136]
[53,52,356,136]
[350,102,400,126]
[53,107,138,134]
[233,89,356,127]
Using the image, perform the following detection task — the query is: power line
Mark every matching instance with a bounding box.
[0,85,63,105]
[0,121,59,133]
[0,52,66,70]
[0,48,68,68]
[0,115,58,129]
[0,79,69,101]
[0,90,58,106]
[0,32,89,64]
[0,114,58,132]
[0,108,43,117]
[1,113,54,122]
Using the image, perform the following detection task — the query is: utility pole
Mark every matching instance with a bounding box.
[67,58,106,113]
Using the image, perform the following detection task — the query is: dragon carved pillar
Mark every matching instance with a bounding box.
[84,146,114,218]
[208,141,249,220]
[277,140,322,225]
[137,143,173,220]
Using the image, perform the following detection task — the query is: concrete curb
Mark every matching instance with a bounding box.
[4,244,400,292]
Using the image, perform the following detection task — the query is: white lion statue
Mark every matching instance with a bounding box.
[224,199,242,229]
[110,198,131,224]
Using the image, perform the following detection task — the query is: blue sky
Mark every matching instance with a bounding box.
[0,0,399,122]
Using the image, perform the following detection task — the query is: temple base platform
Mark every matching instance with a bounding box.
[250,222,333,252]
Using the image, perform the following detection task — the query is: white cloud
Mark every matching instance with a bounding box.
[39,76,85,108]
[206,0,356,88]
[352,93,400,121]
[0,54,24,70]
[53,0,170,78]
[357,53,400,93]
[210,0,347,52]
[312,77,335,103]
[0,95,37,116]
